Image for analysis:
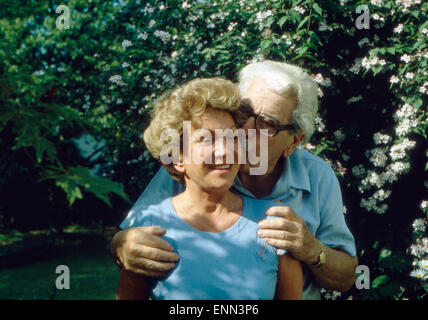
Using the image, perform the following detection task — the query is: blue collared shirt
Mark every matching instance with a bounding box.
[120,148,357,300]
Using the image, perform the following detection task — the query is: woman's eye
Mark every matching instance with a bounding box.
[198,137,211,143]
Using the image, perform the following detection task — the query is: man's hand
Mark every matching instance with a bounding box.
[257,206,320,265]
[257,205,358,292]
[111,226,180,278]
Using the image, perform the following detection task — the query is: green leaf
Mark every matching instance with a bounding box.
[313,3,322,15]
[278,15,287,28]
[297,16,310,31]
[260,39,272,50]
[378,248,392,262]
[372,275,389,288]
[55,179,83,206]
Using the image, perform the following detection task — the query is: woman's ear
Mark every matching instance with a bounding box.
[283,134,305,158]
[173,162,185,174]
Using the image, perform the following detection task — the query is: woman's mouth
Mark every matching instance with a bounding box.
[205,164,233,171]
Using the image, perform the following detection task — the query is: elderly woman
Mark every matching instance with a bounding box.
[116,78,302,300]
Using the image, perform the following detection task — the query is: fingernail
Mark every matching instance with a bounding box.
[258,230,264,237]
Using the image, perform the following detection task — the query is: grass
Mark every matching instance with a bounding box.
[0,226,120,300]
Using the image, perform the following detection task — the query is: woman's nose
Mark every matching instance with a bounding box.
[213,138,227,163]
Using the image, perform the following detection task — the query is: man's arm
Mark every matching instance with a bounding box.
[306,241,358,292]
[258,206,358,292]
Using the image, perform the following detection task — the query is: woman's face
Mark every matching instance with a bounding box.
[175,107,240,193]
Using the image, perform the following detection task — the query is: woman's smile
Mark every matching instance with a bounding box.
[205,163,234,172]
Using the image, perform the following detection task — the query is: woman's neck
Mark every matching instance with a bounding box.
[172,183,243,232]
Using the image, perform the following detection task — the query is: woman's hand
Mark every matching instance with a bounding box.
[111,226,180,277]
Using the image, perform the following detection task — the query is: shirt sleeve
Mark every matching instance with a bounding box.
[120,167,183,229]
[315,167,357,257]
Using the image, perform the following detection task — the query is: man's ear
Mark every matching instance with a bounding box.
[283,134,305,158]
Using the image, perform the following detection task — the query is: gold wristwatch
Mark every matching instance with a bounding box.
[313,246,326,268]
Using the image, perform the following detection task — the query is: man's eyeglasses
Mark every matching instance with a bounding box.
[235,100,296,137]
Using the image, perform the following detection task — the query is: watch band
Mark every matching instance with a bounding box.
[313,246,326,268]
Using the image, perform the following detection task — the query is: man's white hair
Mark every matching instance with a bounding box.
[238,60,318,143]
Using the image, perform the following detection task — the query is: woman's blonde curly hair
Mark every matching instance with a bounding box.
[143,77,241,182]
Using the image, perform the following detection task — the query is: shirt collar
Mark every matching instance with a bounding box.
[283,148,311,193]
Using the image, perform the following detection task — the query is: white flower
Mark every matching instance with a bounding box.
[373,133,391,145]
[373,189,391,201]
[227,22,237,31]
[293,6,306,14]
[400,54,411,63]
[421,201,428,209]
[182,1,191,9]
[372,14,384,22]
[371,0,382,5]
[394,24,404,33]
[405,72,414,79]
[137,32,148,40]
[396,0,422,9]
[418,259,428,269]
[314,116,325,132]
[410,269,427,279]
[412,219,427,232]
[108,75,125,86]
[390,75,400,84]
[121,40,132,49]
[396,118,418,136]
[154,30,171,43]
[390,161,406,174]
[369,148,388,167]
[395,103,417,119]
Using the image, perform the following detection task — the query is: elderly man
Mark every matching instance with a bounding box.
[111,60,358,299]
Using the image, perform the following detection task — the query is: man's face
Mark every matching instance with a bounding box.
[239,78,299,176]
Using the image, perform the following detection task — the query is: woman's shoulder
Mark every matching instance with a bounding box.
[125,197,174,228]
